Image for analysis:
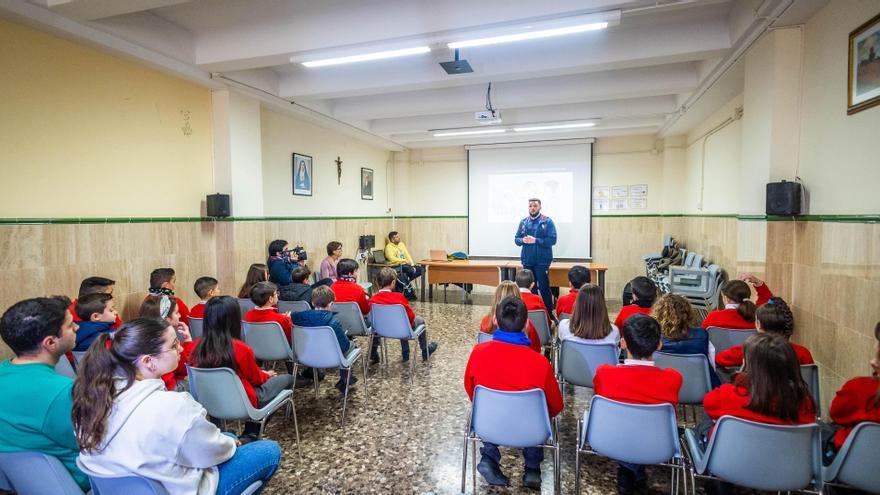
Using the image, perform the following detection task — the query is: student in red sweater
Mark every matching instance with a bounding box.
[515,269,552,326]
[594,313,683,494]
[148,268,190,325]
[189,276,220,319]
[189,296,294,442]
[330,258,370,316]
[701,274,773,330]
[464,296,562,490]
[479,281,542,354]
[370,267,438,364]
[139,295,193,391]
[244,281,292,341]
[614,276,657,329]
[555,265,590,318]
[715,296,813,368]
[827,321,880,453]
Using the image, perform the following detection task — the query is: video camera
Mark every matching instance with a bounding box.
[283,245,308,261]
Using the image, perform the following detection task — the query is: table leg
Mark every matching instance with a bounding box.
[598,270,605,291]
[420,268,427,300]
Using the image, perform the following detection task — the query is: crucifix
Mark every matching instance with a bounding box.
[334,156,343,185]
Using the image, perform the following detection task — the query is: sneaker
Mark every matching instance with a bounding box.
[421,341,439,360]
[522,467,542,490]
[476,457,509,486]
[616,465,636,495]
[335,375,359,393]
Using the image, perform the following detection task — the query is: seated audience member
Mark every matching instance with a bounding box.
[290,286,358,392]
[266,239,302,287]
[715,296,813,368]
[652,294,720,388]
[827,321,880,453]
[70,276,121,328]
[369,267,438,364]
[593,313,683,494]
[73,293,118,352]
[557,284,619,346]
[75,317,281,493]
[330,258,370,316]
[320,241,344,281]
[701,274,773,330]
[279,265,332,303]
[555,265,590,318]
[464,297,562,490]
[244,281,293,342]
[237,263,268,299]
[148,267,190,325]
[189,297,295,442]
[190,276,220,319]
[383,231,423,299]
[614,276,657,329]
[0,296,88,490]
[515,269,552,329]
[480,281,542,354]
[140,295,193,391]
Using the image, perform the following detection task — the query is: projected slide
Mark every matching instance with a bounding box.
[488,171,573,224]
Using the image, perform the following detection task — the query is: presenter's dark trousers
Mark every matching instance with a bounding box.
[525,263,553,312]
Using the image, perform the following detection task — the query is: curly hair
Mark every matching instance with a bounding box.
[755,297,795,338]
[652,294,699,341]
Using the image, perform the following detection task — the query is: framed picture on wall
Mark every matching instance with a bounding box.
[361,167,374,200]
[292,153,313,196]
[848,12,880,115]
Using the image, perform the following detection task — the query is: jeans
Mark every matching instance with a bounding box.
[215,439,281,495]
[481,441,544,469]
[371,316,428,360]
[524,263,553,312]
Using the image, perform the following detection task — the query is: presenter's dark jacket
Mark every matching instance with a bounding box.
[514,214,557,265]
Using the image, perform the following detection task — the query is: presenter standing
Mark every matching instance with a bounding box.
[514,198,557,312]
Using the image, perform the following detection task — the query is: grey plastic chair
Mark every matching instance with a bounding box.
[559,312,572,321]
[576,396,685,494]
[188,317,204,340]
[460,386,559,494]
[476,331,492,344]
[527,309,553,346]
[558,340,619,389]
[278,300,310,314]
[241,321,295,364]
[0,451,85,495]
[683,416,821,493]
[77,458,263,495]
[653,352,713,425]
[822,421,880,493]
[706,327,755,354]
[237,297,257,314]
[333,301,372,338]
[71,351,87,365]
[186,365,299,457]
[55,356,77,378]
[292,325,366,426]
[800,364,821,419]
[369,303,429,384]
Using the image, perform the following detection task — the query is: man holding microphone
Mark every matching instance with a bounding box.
[514,198,557,312]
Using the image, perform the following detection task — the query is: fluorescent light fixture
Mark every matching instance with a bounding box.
[448,22,607,49]
[433,129,507,137]
[301,46,430,68]
[513,122,597,132]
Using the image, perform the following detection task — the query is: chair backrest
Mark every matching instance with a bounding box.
[71,351,87,365]
[77,459,167,495]
[0,451,85,495]
[527,310,551,346]
[559,312,572,321]
[703,416,820,491]
[188,317,204,340]
[800,364,821,416]
[558,340,619,388]
[186,366,254,420]
[370,304,413,339]
[476,331,493,344]
[471,386,552,448]
[241,321,294,362]
[237,298,257,314]
[277,300,310,314]
[653,352,712,404]
[584,396,680,464]
[292,325,346,369]
[333,301,370,336]
[683,251,695,267]
[826,422,880,492]
[55,356,77,379]
[706,327,756,354]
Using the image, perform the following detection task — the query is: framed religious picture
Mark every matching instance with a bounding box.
[292,153,313,196]
[848,12,880,115]
[361,167,374,200]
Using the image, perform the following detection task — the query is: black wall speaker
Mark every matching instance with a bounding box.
[766,181,802,216]
[206,193,231,218]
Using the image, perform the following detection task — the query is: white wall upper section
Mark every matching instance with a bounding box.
[592,136,664,214]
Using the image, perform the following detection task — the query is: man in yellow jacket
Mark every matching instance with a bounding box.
[384,231,423,300]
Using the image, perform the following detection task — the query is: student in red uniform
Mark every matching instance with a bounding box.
[189,296,294,442]
[70,276,122,328]
[243,281,293,341]
[479,281,542,354]
[369,267,438,364]
[139,294,193,391]
[464,296,562,490]
[516,269,552,328]
[555,265,590,318]
[614,276,657,329]
[701,274,773,330]
[594,313,683,494]
[330,258,370,316]
[827,321,880,454]
[715,296,813,368]
[148,268,190,325]
[190,276,220,319]
[237,263,268,299]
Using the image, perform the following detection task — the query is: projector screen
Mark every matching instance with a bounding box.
[467,141,592,259]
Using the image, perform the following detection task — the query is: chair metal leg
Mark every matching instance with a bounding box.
[460,433,469,493]
[257,418,266,439]
[312,367,319,399]
[290,398,302,460]
[410,340,416,385]
[340,365,352,427]
[361,350,368,394]
[471,439,477,493]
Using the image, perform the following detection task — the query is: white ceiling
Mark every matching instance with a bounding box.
[9,0,829,149]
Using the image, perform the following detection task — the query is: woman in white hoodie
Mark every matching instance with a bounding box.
[72,317,282,495]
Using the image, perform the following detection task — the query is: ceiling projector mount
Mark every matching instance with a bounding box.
[476,82,501,124]
[439,48,473,74]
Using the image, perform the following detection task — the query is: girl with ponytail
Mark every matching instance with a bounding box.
[73,318,282,494]
[715,296,814,368]
[702,273,774,330]
[827,322,880,452]
[140,294,193,391]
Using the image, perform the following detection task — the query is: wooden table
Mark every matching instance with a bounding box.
[418,260,506,301]
[506,261,608,291]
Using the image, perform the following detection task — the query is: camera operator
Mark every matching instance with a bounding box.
[267,239,306,287]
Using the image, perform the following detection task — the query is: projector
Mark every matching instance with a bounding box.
[475,110,502,125]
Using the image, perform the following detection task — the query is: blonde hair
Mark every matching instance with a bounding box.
[652,294,699,341]
[485,281,523,334]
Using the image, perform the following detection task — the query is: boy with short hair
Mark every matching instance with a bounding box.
[190,276,220,319]
[555,265,590,318]
[0,296,89,491]
[330,258,370,315]
[244,281,293,341]
[515,269,551,327]
[279,265,316,303]
[148,268,190,325]
[614,276,657,329]
[70,276,121,328]
[369,267,438,364]
[73,293,118,351]
[593,313,683,494]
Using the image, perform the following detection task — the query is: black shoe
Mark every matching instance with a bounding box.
[522,467,541,490]
[335,375,358,393]
[238,433,259,445]
[421,341,438,360]
[293,376,312,388]
[616,465,636,495]
[476,457,509,486]
[370,353,381,365]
